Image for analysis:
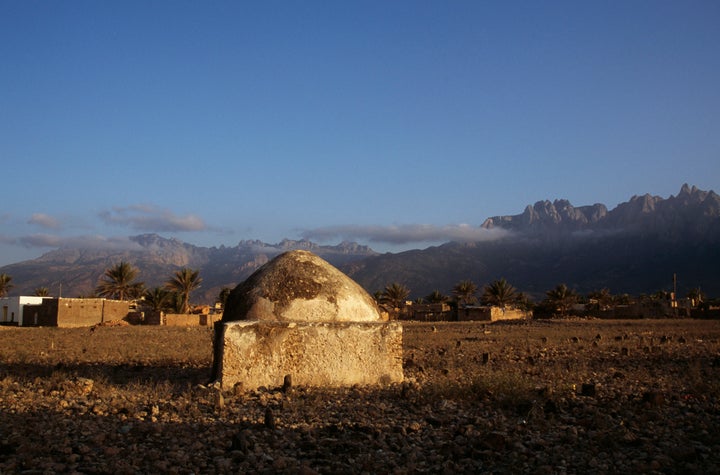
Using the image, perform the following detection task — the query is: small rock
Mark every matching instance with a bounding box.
[481,432,507,451]
[642,391,664,406]
[282,374,293,392]
[581,383,596,397]
[264,407,276,429]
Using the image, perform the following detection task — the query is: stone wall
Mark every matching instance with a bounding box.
[164,313,221,327]
[21,298,133,327]
[57,299,109,327]
[457,306,531,322]
[217,321,403,389]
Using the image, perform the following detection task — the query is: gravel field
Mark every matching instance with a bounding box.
[1,319,720,474]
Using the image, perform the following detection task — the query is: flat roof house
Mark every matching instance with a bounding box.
[0,296,51,326]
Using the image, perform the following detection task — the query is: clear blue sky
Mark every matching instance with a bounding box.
[1,1,719,266]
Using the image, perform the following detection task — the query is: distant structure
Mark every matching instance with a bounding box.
[0,296,50,325]
[0,297,135,327]
[213,250,403,389]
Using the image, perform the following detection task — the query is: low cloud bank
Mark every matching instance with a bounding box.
[301,223,509,245]
[98,204,206,232]
[28,213,61,230]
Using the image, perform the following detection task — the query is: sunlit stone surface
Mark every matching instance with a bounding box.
[215,250,403,389]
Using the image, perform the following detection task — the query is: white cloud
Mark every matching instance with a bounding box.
[28,213,61,229]
[98,204,206,232]
[301,223,509,245]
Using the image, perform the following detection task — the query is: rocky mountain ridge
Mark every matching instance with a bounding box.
[481,184,720,238]
[345,184,720,298]
[1,237,377,304]
[2,184,718,303]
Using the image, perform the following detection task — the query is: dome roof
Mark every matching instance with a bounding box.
[222,250,382,322]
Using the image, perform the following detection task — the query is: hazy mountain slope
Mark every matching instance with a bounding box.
[3,184,718,304]
[345,184,720,299]
[1,236,377,304]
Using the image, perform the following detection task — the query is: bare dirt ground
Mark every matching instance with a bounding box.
[1,318,720,474]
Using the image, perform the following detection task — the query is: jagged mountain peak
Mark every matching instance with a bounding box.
[482,184,716,237]
[483,198,607,233]
[129,233,185,249]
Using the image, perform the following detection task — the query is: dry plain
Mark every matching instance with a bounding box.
[1,318,720,474]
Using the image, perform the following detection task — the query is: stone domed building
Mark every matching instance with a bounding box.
[213,251,403,389]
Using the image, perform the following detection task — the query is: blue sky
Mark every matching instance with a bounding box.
[1,1,719,266]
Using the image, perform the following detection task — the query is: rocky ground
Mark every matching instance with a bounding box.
[1,318,720,474]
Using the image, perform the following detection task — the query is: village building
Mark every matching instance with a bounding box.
[21,298,137,327]
[403,302,453,321]
[0,296,52,326]
[457,305,532,322]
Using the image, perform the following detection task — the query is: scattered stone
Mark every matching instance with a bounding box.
[581,383,596,397]
[264,407,276,429]
[482,432,507,451]
[2,319,720,474]
[282,374,293,393]
[642,391,665,406]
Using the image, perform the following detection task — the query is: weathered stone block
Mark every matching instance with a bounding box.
[216,320,403,389]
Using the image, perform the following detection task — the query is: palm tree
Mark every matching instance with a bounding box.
[217,287,232,308]
[587,288,613,310]
[545,284,578,317]
[0,273,13,297]
[33,287,50,297]
[425,290,449,304]
[165,268,202,314]
[515,292,534,312]
[379,283,410,320]
[373,290,384,302]
[687,287,705,307]
[380,282,411,309]
[143,287,173,312]
[452,280,478,307]
[481,278,518,309]
[169,291,185,313]
[95,261,143,301]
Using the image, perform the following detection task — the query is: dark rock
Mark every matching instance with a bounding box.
[481,432,507,451]
[264,408,276,429]
[642,391,664,406]
[581,383,596,397]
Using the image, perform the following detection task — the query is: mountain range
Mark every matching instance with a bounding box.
[2,184,719,303]
[345,184,720,299]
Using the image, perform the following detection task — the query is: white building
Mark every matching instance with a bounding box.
[0,296,51,325]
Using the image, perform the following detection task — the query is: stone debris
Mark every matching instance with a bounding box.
[1,319,720,474]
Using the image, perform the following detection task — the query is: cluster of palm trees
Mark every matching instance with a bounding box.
[0,275,54,298]
[376,279,713,319]
[376,278,583,318]
[95,261,202,314]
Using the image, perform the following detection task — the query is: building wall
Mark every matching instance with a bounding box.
[1,296,49,325]
[102,299,133,322]
[21,298,133,327]
[144,310,163,325]
[164,313,221,327]
[488,307,531,321]
[405,303,453,321]
[458,306,531,322]
[56,298,105,327]
[23,299,59,326]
